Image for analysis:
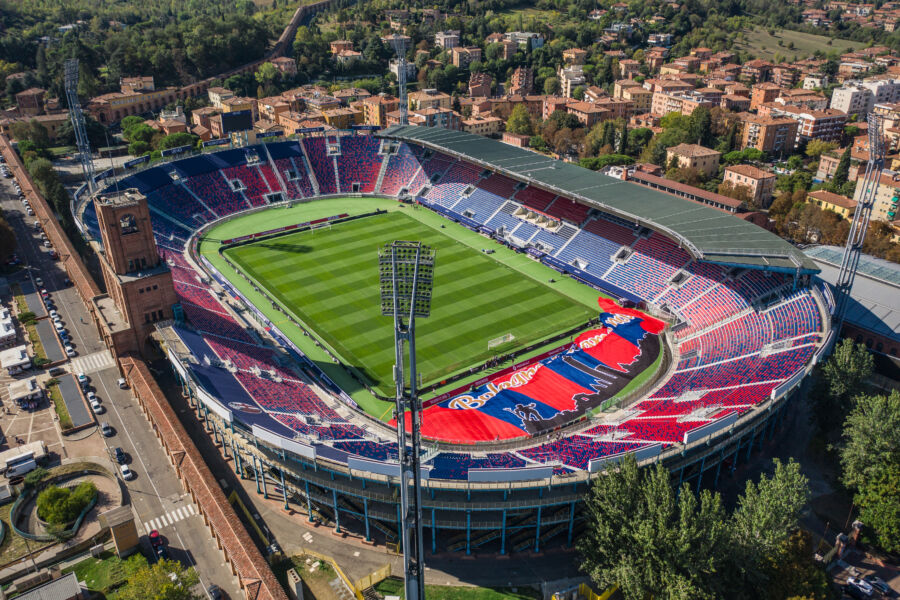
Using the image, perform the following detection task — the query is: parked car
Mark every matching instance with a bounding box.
[113,447,126,464]
[90,399,104,414]
[207,585,223,600]
[65,345,76,357]
[120,464,134,480]
[863,575,890,596]
[48,309,59,319]
[149,529,162,547]
[846,577,874,599]
[100,422,113,437]
[117,377,128,389]
[77,372,88,386]
[34,277,42,287]
[53,321,65,333]
[86,391,97,403]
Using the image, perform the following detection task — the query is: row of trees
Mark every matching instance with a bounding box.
[120,116,198,158]
[579,456,830,600]
[812,339,900,554]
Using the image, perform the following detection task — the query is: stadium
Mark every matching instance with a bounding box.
[75,125,833,555]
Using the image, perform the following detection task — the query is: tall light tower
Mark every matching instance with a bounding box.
[378,241,434,600]
[389,36,409,125]
[833,113,886,335]
[64,59,96,193]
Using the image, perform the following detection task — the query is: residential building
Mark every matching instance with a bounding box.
[772,66,799,88]
[270,56,297,76]
[721,94,751,112]
[742,59,775,82]
[435,31,460,49]
[738,114,798,155]
[666,143,721,177]
[619,59,641,79]
[622,86,653,114]
[723,164,776,207]
[854,169,900,221]
[389,59,417,80]
[559,66,586,98]
[567,101,612,127]
[509,67,534,95]
[650,90,716,117]
[498,40,518,60]
[451,46,482,68]
[330,40,353,55]
[803,74,829,89]
[408,89,452,111]
[401,107,461,129]
[207,87,234,108]
[361,94,399,127]
[767,105,847,144]
[14,88,45,116]
[468,72,492,97]
[322,107,362,129]
[120,76,154,93]
[505,32,544,50]
[817,149,863,182]
[462,115,503,136]
[336,49,361,66]
[831,79,900,114]
[543,96,571,119]
[808,189,857,218]
[563,48,588,66]
[750,82,782,111]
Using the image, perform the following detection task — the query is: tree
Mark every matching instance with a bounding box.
[688,106,712,147]
[158,132,198,151]
[36,482,97,525]
[506,104,533,136]
[760,530,833,600]
[617,119,628,155]
[543,76,560,95]
[822,338,873,415]
[832,146,851,189]
[579,456,730,600]
[805,139,838,158]
[856,463,900,553]
[121,116,144,132]
[840,390,900,491]
[118,559,201,600]
[731,459,810,561]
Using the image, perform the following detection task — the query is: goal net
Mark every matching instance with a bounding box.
[488,333,515,349]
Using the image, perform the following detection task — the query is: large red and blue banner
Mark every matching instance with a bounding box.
[396,299,665,442]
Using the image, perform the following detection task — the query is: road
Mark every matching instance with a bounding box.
[0,173,241,599]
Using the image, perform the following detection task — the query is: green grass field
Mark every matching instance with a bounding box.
[224,211,594,395]
[733,27,865,62]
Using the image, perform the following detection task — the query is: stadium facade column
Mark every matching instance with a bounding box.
[332,489,341,533]
[695,455,706,495]
[713,448,725,488]
[280,468,288,510]
[732,442,741,470]
[364,498,371,542]
[431,509,436,554]
[678,466,685,487]
[465,510,471,555]
[534,506,543,553]
[500,510,507,555]
[253,456,261,494]
[260,458,268,499]
[746,432,754,462]
[233,440,242,477]
[566,502,576,547]
[305,481,315,523]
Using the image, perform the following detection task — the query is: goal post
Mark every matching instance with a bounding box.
[488,333,515,349]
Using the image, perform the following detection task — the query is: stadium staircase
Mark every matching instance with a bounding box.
[298,144,321,196]
[262,143,290,199]
[374,153,391,193]
[332,154,342,194]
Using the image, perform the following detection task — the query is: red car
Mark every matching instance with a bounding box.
[149,529,162,547]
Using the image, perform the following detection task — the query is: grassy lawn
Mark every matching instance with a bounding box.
[732,27,866,61]
[0,502,53,568]
[11,283,27,314]
[375,578,540,600]
[47,382,73,430]
[224,211,594,396]
[62,550,147,593]
[24,323,47,361]
[272,555,341,600]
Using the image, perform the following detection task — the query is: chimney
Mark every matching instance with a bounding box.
[621,167,628,181]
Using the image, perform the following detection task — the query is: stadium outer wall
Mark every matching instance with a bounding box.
[152,191,835,556]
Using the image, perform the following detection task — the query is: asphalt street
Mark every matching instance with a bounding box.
[0,174,241,599]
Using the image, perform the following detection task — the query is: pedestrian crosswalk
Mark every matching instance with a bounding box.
[143,504,196,532]
[69,350,115,374]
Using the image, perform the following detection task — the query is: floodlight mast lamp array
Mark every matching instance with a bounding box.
[378,241,434,600]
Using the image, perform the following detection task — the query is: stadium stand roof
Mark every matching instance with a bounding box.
[379,125,819,273]
[804,245,900,342]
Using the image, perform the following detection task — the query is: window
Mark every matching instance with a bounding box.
[127,260,134,272]
[153,285,158,290]
[119,214,138,235]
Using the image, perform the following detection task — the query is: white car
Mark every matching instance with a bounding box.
[52,315,62,324]
[90,399,104,414]
[120,464,134,480]
[65,345,76,357]
[34,277,42,287]
[846,577,874,597]
[26,208,34,216]
[42,240,50,248]
[77,372,88,386]
[48,309,58,319]
[86,391,97,403]
[54,323,65,334]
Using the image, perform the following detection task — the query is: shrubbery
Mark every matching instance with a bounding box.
[36,481,97,525]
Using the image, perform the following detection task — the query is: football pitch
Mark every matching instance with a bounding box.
[223,211,595,395]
